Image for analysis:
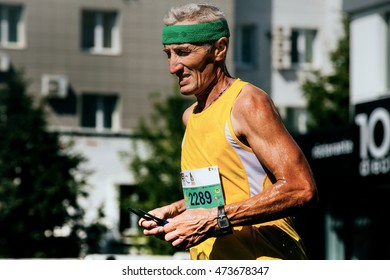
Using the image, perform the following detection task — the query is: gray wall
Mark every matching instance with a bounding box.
[1,0,234,131]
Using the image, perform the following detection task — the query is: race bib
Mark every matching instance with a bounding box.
[181,166,225,209]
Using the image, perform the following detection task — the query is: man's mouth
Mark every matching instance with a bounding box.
[179,75,191,86]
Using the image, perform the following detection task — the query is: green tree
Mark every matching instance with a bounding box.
[122,88,191,255]
[0,69,105,258]
[301,15,350,131]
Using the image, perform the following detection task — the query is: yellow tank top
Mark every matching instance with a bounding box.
[181,79,307,260]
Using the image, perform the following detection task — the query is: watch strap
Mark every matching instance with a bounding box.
[215,205,232,236]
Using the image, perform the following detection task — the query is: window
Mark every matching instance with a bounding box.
[235,25,257,68]
[81,10,120,54]
[0,4,24,48]
[119,185,139,235]
[80,94,118,131]
[284,107,308,134]
[291,28,317,65]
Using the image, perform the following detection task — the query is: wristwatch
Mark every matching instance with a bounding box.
[215,205,232,236]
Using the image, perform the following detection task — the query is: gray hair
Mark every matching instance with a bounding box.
[163,3,227,25]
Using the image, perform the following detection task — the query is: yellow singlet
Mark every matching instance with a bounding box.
[181,78,308,260]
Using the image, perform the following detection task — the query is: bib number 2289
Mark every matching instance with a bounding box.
[183,184,224,209]
[188,190,212,206]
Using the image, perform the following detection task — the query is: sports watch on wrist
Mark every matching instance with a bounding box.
[215,205,232,236]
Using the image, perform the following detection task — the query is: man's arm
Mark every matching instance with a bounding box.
[227,84,317,225]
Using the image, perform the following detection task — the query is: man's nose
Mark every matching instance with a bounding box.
[169,55,183,74]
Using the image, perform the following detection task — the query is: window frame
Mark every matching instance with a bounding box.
[80,93,119,132]
[81,9,120,55]
[119,185,140,235]
[290,27,317,68]
[235,24,258,69]
[0,4,25,49]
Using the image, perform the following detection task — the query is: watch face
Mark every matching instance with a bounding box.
[218,217,230,229]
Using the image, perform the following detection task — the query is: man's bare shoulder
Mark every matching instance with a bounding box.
[182,102,197,126]
[235,83,274,114]
[232,83,281,139]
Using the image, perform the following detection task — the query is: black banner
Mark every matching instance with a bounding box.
[295,96,390,184]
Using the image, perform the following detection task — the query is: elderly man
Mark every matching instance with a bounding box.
[139,3,317,260]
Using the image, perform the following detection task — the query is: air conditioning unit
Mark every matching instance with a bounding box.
[272,26,292,70]
[41,74,68,98]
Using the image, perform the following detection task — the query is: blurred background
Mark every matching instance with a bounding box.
[0,0,389,260]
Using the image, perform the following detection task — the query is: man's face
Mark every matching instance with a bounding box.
[163,43,217,96]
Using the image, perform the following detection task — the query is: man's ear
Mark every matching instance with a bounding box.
[214,37,229,62]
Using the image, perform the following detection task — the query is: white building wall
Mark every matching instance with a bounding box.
[61,135,138,238]
[350,14,388,104]
[272,0,343,108]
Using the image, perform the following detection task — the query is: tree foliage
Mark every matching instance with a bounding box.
[0,69,105,258]
[301,15,350,131]
[123,89,191,255]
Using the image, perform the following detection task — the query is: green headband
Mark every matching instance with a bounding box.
[162,19,230,44]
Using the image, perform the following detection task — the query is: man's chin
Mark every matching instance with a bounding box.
[180,91,193,97]
[178,86,193,96]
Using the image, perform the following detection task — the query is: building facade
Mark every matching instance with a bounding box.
[234,0,343,133]
[295,0,390,260]
[344,0,390,105]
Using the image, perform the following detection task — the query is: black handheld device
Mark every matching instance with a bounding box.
[128,207,168,226]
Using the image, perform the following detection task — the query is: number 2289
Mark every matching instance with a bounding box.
[188,191,213,206]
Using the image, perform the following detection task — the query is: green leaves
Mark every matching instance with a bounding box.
[0,70,104,258]
[124,89,191,255]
